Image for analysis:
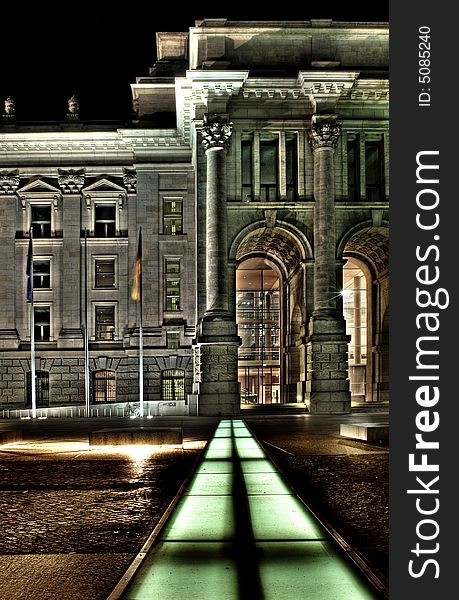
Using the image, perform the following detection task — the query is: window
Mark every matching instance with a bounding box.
[347,136,360,201]
[25,370,49,408]
[165,279,180,311]
[163,198,183,235]
[95,259,115,288]
[95,306,115,340]
[34,307,50,341]
[260,141,278,201]
[33,260,51,289]
[161,369,185,401]
[165,259,180,274]
[365,140,384,201]
[166,331,180,349]
[241,140,253,201]
[286,138,297,200]
[31,205,51,238]
[92,370,116,403]
[94,204,116,237]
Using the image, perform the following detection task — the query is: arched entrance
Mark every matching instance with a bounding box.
[237,257,281,404]
[232,224,310,406]
[341,226,389,403]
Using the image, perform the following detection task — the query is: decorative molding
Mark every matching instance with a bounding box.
[57,169,85,194]
[67,95,79,121]
[16,177,62,210]
[0,172,20,194]
[123,170,137,193]
[307,116,342,151]
[201,115,233,152]
[3,96,16,120]
[264,209,277,228]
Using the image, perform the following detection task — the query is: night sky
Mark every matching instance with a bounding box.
[0,3,388,122]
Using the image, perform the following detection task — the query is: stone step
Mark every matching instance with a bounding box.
[340,423,389,443]
[89,427,182,446]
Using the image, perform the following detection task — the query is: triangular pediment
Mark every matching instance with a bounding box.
[82,177,126,194]
[17,177,61,195]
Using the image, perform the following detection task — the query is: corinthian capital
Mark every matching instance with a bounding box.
[308,116,342,151]
[201,114,233,152]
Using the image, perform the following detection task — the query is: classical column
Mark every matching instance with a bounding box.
[305,115,351,414]
[201,116,232,316]
[193,115,241,416]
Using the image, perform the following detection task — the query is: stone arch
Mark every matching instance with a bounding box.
[229,219,312,264]
[341,224,389,403]
[233,224,310,406]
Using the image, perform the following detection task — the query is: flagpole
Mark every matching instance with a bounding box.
[29,228,37,419]
[139,227,144,417]
[84,228,90,417]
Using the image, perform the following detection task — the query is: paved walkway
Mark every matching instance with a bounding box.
[114,419,380,599]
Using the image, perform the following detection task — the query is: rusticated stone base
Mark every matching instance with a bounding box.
[305,314,351,414]
[193,317,241,416]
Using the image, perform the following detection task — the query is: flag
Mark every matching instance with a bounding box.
[131,229,142,301]
[26,234,33,303]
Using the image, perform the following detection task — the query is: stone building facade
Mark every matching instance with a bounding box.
[0,19,389,416]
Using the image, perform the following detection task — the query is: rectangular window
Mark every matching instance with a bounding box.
[31,205,51,238]
[95,259,115,288]
[166,331,180,349]
[260,141,278,201]
[95,306,115,340]
[94,204,116,237]
[241,140,253,201]
[365,140,384,201]
[33,260,51,289]
[34,307,50,341]
[165,259,180,274]
[165,278,180,311]
[347,136,360,201]
[286,138,297,201]
[163,198,183,235]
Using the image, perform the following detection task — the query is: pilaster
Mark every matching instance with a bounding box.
[0,175,20,348]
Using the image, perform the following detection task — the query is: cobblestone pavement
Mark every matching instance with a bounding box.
[0,421,207,600]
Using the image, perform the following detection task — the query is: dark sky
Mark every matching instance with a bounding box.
[0,3,388,122]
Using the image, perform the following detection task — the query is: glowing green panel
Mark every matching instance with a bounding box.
[248,495,326,540]
[196,460,234,474]
[124,541,238,599]
[185,472,233,496]
[213,429,233,437]
[204,437,232,459]
[235,437,265,458]
[257,541,379,600]
[162,496,235,541]
[243,472,292,495]
[240,459,277,474]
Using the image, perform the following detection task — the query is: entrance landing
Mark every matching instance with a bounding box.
[113,420,380,599]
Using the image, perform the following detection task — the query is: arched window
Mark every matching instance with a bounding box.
[161,369,185,401]
[92,370,116,403]
[25,370,49,407]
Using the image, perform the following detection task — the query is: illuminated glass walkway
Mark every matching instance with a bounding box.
[122,419,380,599]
